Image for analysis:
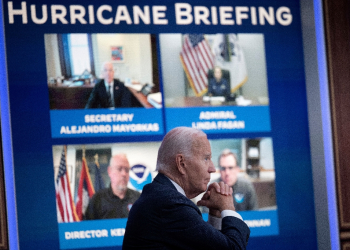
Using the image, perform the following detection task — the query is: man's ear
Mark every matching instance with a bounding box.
[107,166,112,178]
[234,166,240,174]
[175,154,186,175]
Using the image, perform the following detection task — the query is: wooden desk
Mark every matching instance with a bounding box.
[167,96,261,107]
[48,85,153,110]
[170,96,216,107]
[127,87,153,108]
[49,85,93,110]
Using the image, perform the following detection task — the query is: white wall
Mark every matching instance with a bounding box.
[159,33,269,105]
[52,142,161,195]
[238,34,269,102]
[159,34,186,106]
[93,34,153,84]
[44,34,61,79]
[44,33,153,85]
[259,138,274,170]
[110,142,161,174]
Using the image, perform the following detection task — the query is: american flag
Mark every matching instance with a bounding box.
[76,157,95,220]
[180,34,215,96]
[55,147,79,222]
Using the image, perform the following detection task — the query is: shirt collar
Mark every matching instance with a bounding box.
[165,175,186,197]
[105,81,113,89]
[108,185,128,200]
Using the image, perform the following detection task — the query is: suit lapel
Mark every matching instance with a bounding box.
[99,80,110,107]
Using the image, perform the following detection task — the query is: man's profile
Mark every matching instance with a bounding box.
[84,154,140,220]
[123,127,250,249]
[218,149,258,211]
[85,62,141,109]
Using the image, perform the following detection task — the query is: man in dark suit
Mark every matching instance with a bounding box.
[85,62,141,108]
[123,127,250,249]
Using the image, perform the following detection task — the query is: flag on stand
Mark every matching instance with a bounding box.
[76,157,95,220]
[55,147,79,222]
[180,34,215,96]
[94,159,105,192]
[211,34,248,93]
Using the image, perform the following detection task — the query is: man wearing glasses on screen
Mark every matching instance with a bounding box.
[84,154,140,220]
[218,149,258,211]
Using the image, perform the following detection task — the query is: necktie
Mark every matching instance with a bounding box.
[108,85,114,107]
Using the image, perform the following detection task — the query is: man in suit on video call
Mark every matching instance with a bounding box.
[85,61,141,109]
[123,127,250,250]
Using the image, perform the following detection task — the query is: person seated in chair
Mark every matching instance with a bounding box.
[85,62,142,109]
[207,66,230,98]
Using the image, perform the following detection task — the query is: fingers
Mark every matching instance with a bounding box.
[208,181,231,196]
[208,182,221,193]
[197,190,210,207]
[201,191,211,201]
[197,198,208,207]
[197,200,205,206]
[199,182,234,212]
[218,181,231,196]
[218,182,226,195]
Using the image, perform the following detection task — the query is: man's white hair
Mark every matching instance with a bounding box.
[101,61,113,71]
[156,127,206,172]
[109,153,128,167]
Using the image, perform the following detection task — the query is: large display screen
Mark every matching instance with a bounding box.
[0,1,317,249]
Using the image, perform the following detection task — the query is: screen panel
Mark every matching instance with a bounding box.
[0,1,317,249]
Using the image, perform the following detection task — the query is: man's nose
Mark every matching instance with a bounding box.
[208,162,216,173]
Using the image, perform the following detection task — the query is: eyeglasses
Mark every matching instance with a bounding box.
[114,167,130,173]
[220,166,238,171]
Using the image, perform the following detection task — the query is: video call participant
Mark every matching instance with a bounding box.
[84,154,140,220]
[123,127,250,249]
[85,61,141,108]
[207,66,230,97]
[218,149,258,211]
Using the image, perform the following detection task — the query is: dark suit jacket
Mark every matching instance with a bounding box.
[85,79,142,108]
[123,173,250,250]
